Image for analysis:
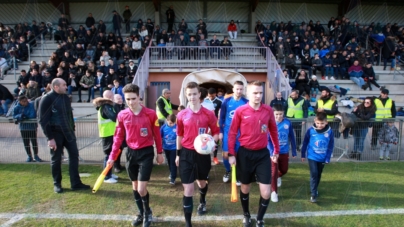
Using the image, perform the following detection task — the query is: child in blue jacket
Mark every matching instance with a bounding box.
[13,95,42,162]
[160,114,177,185]
[301,112,334,203]
[268,104,297,203]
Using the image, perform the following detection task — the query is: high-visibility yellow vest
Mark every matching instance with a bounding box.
[286,98,304,118]
[98,106,116,137]
[317,99,335,119]
[375,98,392,119]
[156,96,172,120]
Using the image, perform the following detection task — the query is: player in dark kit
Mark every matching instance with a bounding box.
[228,81,280,227]
[175,82,220,227]
[107,84,164,227]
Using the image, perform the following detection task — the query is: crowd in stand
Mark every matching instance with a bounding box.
[255,17,404,91]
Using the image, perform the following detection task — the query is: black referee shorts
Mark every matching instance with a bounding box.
[236,146,271,185]
[179,148,211,184]
[125,146,155,182]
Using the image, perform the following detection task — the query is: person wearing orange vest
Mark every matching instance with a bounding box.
[371,89,396,149]
[156,88,178,126]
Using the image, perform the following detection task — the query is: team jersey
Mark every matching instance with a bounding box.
[109,105,163,161]
[301,124,334,163]
[228,103,280,155]
[177,106,220,150]
[160,123,177,151]
[267,118,297,156]
[219,96,248,133]
[204,97,222,117]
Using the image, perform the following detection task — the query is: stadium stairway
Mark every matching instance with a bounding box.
[1,33,403,119]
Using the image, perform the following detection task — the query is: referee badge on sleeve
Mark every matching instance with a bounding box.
[154,119,159,126]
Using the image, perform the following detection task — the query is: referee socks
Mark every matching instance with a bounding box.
[199,184,208,204]
[240,191,250,216]
[141,192,151,212]
[257,196,270,222]
[133,190,144,215]
[183,196,193,225]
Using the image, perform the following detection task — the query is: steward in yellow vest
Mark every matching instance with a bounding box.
[156,89,178,126]
[315,88,338,119]
[93,97,118,182]
[374,89,396,119]
[286,91,308,118]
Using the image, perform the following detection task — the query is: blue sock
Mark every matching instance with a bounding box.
[223,158,230,172]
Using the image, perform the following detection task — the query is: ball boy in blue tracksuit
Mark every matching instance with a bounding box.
[301,112,334,203]
[160,114,177,185]
[267,104,297,203]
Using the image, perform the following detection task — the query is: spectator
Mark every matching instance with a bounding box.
[312,53,325,79]
[112,10,123,37]
[301,53,313,76]
[146,19,154,36]
[382,36,397,71]
[13,95,42,162]
[295,70,310,96]
[331,52,339,79]
[29,69,42,88]
[130,36,141,59]
[276,44,285,66]
[178,19,188,33]
[139,26,148,41]
[55,67,68,83]
[41,70,54,92]
[378,121,399,161]
[111,79,124,100]
[0,83,14,116]
[351,97,376,160]
[228,20,237,39]
[323,53,333,80]
[371,89,396,149]
[58,14,69,30]
[270,92,287,112]
[166,5,175,33]
[220,36,232,60]
[309,75,320,99]
[15,70,29,95]
[105,68,116,89]
[362,62,383,91]
[198,34,209,60]
[285,53,298,79]
[348,60,367,90]
[197,19,207,37]
[67,71,79,97]
[0,56,9,79]
[126,60,137,84]
[122,6,132,33]
[310,44,319,58]
[166,37,174,59]
[85,13,95,29]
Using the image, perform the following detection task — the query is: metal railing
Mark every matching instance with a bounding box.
[0,117,402,164]
[147,46,267,71]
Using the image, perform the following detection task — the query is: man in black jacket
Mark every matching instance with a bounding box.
[285,53,299,79]
[166,5,175,33]
[85,13,95,29]
[38,78,90,193]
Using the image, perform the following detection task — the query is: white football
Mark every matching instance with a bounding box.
[193,134,216,155]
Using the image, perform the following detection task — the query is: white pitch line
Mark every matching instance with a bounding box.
[1,208,404,226]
